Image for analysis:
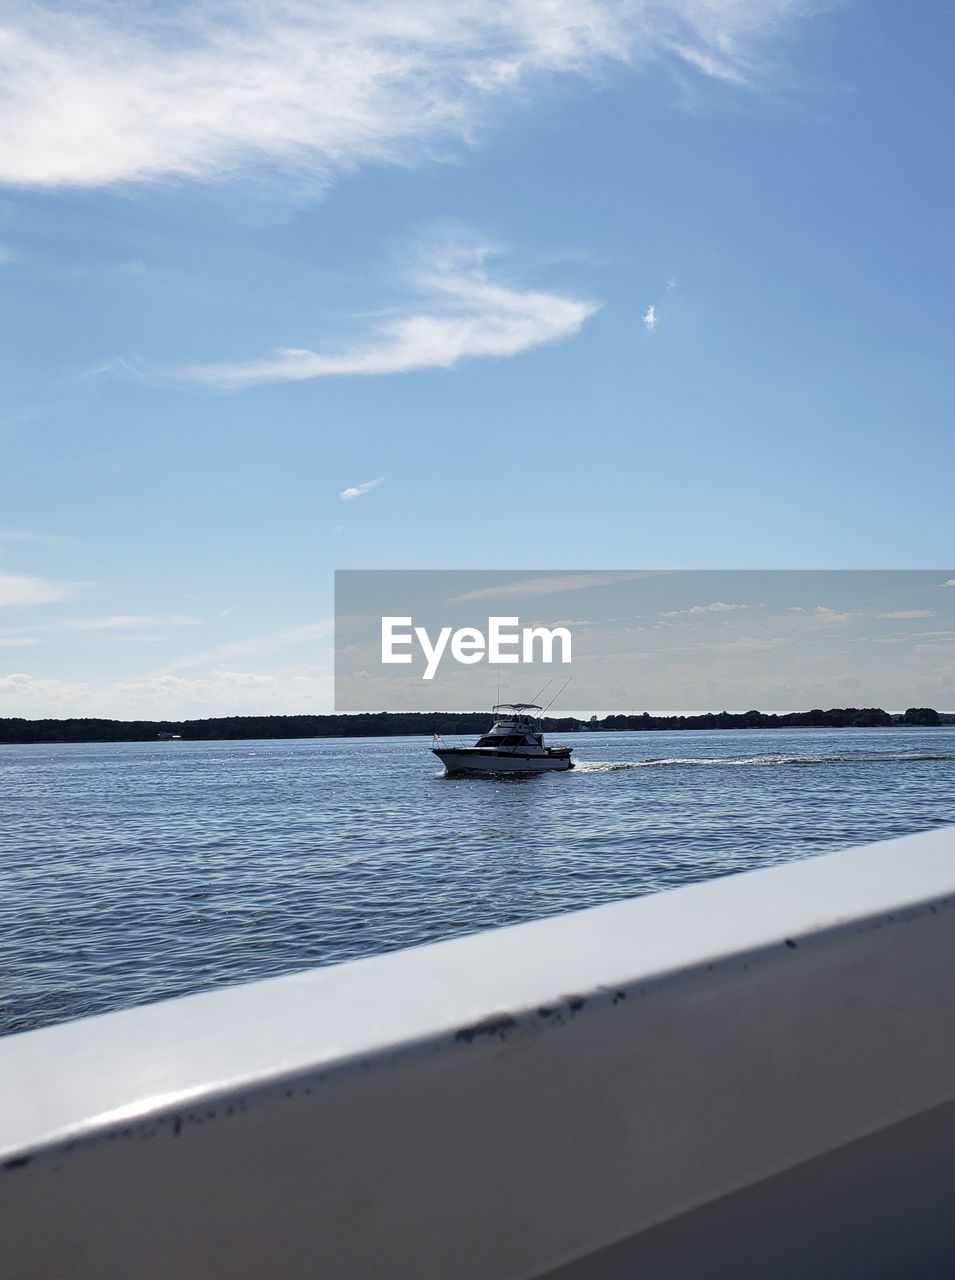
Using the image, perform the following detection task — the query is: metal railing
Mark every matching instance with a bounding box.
[4,824,955,1278]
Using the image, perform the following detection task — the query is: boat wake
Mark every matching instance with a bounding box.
[574,751,955,773]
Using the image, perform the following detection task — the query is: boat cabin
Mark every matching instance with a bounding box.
[475,705,545,750]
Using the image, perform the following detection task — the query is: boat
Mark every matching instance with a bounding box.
[432,704,574,775]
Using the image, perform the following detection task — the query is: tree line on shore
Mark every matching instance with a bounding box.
[0,706,947,743]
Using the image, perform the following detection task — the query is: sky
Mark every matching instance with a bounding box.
[1,1,953,718]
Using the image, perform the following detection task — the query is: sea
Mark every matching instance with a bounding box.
[2,727,954,1037]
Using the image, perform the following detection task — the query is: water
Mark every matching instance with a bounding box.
[2,728,954,1037]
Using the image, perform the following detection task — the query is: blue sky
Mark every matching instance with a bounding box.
[1,1,953,717]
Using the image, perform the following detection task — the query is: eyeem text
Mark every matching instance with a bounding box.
[381,616,572,681]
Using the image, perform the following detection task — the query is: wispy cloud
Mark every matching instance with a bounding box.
[0,614,200,649]
[0,2,821,191]
[877,610,935,620]
[340,478,384,501]
[0,529,74,546]
[813,606,855,623]
[449,571,665,603]
[182,239,598,387]
[642,304,657,331]
[80,356,149,381]
[158,621,334,675]
[0,574,80,607]
[702,636,790,654]
[660,601,747,617]
[40,614,201,633]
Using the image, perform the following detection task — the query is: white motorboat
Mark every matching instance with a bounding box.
[432,704,574,775]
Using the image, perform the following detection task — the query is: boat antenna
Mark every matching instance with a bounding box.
[527,677,553,707]
[541,676,572,718]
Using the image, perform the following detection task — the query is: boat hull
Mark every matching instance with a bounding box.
[433,748,573,775]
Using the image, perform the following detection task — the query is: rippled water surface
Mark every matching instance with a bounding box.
[3,728,954,1035]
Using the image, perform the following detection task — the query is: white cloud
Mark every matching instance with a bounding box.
[183,239,598,387]
[660,601,747,617]
[341,478,384,501]
[0,574,79,607]
[813,605,855,623]
[877,610,935,620]
[0,2,822,191]
[642,304,657,330]
[946,579,955,587]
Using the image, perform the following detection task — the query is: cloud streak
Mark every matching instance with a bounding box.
[158,621,334,675]
[0,574,80,607]
[813,606,855,623]
[39,614,200,633]
[341,478,384,501]
[183,240,598,387]
[0,1,822,190]
[0,529,73,546]
[449,571,666,603]
[660,601,747,617]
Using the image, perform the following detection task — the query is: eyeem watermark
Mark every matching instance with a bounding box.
[382,616,572,680]
[336,568,955,713]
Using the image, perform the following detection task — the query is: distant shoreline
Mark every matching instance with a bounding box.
[0,707,951,744]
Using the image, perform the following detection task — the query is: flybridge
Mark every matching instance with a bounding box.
[381,616,572,681]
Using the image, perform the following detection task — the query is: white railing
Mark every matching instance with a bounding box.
[4,824,955,1278]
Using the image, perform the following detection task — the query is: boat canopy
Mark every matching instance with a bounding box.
[492,703,542,714]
